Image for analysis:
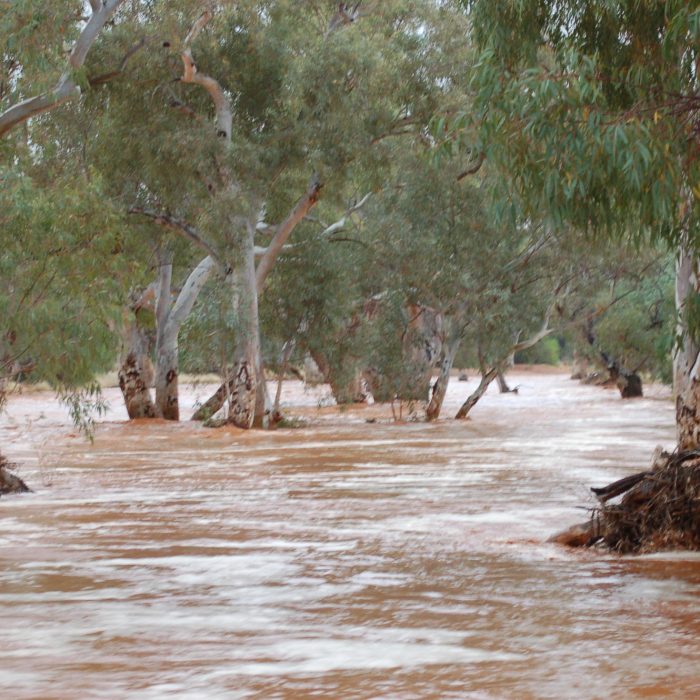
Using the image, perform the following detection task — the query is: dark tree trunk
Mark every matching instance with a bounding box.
[496,370,514,393]
[617,371,643,398]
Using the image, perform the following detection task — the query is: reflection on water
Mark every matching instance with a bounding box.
[2,372,699,698]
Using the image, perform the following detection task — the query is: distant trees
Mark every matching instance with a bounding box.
[462,0,700,448]
[0,1,681,442]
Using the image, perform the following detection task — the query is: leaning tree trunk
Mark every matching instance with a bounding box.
[426,338,460,421]
[118,308,156,419]
[455,367,498,419]
[674,246,700,449]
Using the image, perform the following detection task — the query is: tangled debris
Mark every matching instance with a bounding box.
[0,453,31,496]
[553,447,700,553]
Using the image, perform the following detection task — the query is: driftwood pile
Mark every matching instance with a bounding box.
[0,453,31,496]
[552,448,700,553]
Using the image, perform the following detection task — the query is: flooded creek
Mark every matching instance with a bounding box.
[2,371,699,698]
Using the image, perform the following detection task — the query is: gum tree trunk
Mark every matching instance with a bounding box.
[226,223,260,429]
[674,246,700,449]
[455,314,552,420]
[118,312,156,419]
[496,370,513,393]
[154,254,216,420]
[455,367,498,419]
[426,338,460,421]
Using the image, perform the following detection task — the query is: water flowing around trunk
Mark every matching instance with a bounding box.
[1,372,690,698]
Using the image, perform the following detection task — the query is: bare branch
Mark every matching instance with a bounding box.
[456,153,486,181]
[0,0,126,138]
[89,37,147,86]
[129,207,222,265]
[317,192,372,237]
[255,177,323,294]
[326,2,363,37]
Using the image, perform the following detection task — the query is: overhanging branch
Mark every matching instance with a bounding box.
[129,207,222,265]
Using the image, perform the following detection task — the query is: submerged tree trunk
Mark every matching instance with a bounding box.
[426,337,460,421]
[674,246,700,449]
[455,367,498,419]
[456,316,552,420]
[118,304,156,419]
[226,223,260,429]
[190,236,260,428]
[496,370,514,393]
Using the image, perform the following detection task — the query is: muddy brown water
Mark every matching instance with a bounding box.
[1,372,699,699]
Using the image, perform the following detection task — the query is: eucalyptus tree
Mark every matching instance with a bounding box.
[0,0,128,138]
[461,0,700,449]
[360,144,561,420]
[81,0,473,427]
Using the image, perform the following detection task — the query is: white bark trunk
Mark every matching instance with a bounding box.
[226,223,260,429]
[426,338,460,421]
[674,245,700,449]
[155,255,216,420]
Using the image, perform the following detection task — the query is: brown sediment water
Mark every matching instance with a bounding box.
[1,371,698,699]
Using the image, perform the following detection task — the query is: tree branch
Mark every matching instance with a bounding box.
[0,0,126,138]
[89,37,147,86]
[129,207,222,265]
[255,176,323,294]
[156,248,173,331]
[180,9,232,142]
[317,192,372,237]
[168,256,217,331]
[456,153,486,181]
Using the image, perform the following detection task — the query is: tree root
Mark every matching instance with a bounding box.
[556,448,700,553]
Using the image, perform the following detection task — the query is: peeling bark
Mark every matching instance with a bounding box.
[118,302,156,419]
[225,224,260,428]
